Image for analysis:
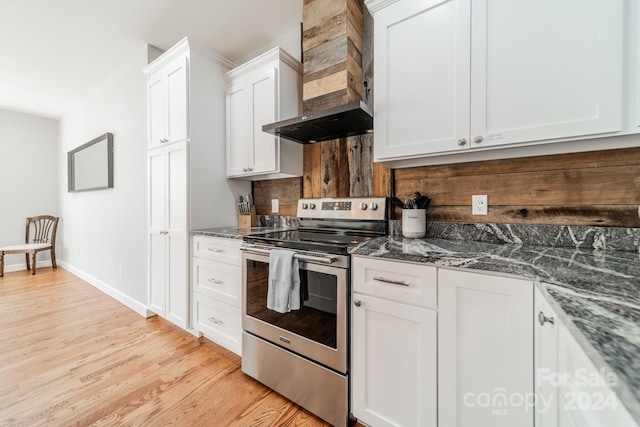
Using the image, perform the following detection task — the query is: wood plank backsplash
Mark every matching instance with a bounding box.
[254,147,640,227]
[394,147,640,227]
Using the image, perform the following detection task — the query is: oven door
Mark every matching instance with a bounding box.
[241,247,348,374]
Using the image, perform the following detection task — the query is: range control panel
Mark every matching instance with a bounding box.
[297,197,387,220]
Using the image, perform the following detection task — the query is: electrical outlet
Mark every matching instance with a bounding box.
[472,195,488,215]
[118,264,124,277]
[271,199,279,213]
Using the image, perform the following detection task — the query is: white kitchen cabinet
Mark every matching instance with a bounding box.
[191,236,242,355]
[367,0,625,162]
[535,286,560,427]
[438,268,534,427]
[368,0,471,158]
[144,38,248,331]
[534,286,637,427]
[147,142,189,328]
[225,47,303,180]
[634,0,640,131]
[147,54,188,149]
[351,256,437,427]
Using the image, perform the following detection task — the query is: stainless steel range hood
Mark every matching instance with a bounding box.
[262,101,373,144]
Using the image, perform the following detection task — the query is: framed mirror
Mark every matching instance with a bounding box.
[68,132,113,192]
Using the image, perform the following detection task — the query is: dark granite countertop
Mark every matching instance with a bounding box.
[191,226,290,239]
[350,235,640,422]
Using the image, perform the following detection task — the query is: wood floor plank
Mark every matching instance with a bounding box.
[0,267,332,427]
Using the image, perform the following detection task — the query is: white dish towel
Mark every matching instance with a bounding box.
[267,249,301,313]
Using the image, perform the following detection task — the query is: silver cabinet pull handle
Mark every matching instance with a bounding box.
[208,278,223,284]
[241,246,336,265]
[208,317,223,325]
[354,300,362,307]
[373,276,410,287]
[538,311,555,326]
[207,248,223,253]
[474,135,483,144]
[457,138,467,146]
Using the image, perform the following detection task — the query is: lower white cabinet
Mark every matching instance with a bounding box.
[438,269,534,427]
[535,287,637,427]
[191,236,242,355]
[192,293,242,354]
[352,257,638,427]
[351,257,437,427]
[148,141,189,329]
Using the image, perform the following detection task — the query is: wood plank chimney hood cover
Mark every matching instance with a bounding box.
[262,100,372,144]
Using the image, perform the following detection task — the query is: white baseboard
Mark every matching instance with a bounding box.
[58,261,154,318]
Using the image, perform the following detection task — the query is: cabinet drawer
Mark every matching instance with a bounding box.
[193,294,241,355]
[352,256,437,309]
[192,257,241,307]
[192,236,242,265]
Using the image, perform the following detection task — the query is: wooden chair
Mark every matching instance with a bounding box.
[0,215,59,277]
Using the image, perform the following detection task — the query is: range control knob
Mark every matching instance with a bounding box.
[370,202,378,211]
[309,203,316,209]
[359,202,368,210]
[301,203,309,209]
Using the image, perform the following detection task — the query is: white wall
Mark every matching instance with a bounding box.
[233,25,302,65]
[58,44,149,311]
[0,108,58,271]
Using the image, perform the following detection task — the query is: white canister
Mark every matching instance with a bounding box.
[402,209,426,238]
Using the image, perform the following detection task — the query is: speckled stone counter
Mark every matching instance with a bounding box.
[191,226,289,239]
[191,216,298,239]
[350,236,640,422]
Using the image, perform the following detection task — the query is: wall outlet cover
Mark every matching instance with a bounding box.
[472,195,488,215]
[271,199,279,213]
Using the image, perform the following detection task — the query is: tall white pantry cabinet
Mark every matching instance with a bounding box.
[144,38,248,330]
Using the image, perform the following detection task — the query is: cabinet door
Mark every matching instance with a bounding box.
[470,0,624,148]
[147,147,167,316]
[373,0,471,160]
[165,55,189,145]
[251,68,278,174]
[635,0,640,131]
[165,141,189,329]
[352,293,437,427]
[148,72,166,149]
[557,322,637,427]
[535,287,559,427]
[226,83,251,177]
[438,269,534,427]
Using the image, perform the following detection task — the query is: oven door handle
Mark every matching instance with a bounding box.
[241,246,337,265]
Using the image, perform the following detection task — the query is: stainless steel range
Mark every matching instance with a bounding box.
[240,197,387,427]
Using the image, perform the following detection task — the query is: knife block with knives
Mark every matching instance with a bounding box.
[237,194,257,228]
[238,206,257,228]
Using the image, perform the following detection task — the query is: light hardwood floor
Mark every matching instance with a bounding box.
[0,267,333,426]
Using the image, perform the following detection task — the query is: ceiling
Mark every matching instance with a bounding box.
[0,0,302,119]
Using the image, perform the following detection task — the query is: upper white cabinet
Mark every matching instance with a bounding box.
[438,268,534,427]
[147,54,189,149]
[144,38,249,330]
[369,0,471,157]
[225,47,303,180]
[367,0,628,163]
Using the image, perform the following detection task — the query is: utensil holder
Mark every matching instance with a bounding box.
[238,206,257,229]
[402,209,426,238]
